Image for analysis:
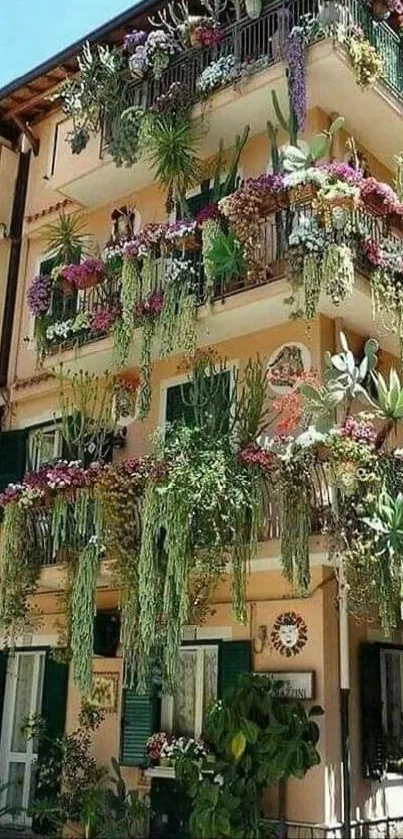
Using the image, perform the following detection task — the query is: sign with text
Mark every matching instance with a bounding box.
[259,671,314,699]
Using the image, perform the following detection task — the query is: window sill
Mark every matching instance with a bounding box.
[145,766,176,780]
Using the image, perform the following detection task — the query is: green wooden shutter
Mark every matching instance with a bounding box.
[166,381,195,427]
[0,429,28,492]
[34,654,69,834]
[359,643,387,779]
[120,684,158,767]
[0,650,8,738]
[165,372,231,432]
[219,640,251,698]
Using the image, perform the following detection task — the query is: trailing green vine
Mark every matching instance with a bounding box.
[70,538,102,696]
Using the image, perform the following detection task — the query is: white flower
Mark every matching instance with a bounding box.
[213,774,224,786]
[295,427,326,448]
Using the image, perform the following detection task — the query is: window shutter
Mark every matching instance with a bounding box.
[34,654,69,833]
[0,429,28,492]
[94,611,120,657]
[0,650,8,737]
[359,643,387,779]
[219,640,251,698]
[165,382,194,427]
[120,683,158,767]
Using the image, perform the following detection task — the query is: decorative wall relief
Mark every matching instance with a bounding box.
[270,611,308,657]
[88,673,119,712]
[267,343,311,394]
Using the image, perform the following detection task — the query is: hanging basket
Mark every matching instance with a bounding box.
[75,273,103,291]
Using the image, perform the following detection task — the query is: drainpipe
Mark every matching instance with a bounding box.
[0,148,31,389]
[334,323,352,839]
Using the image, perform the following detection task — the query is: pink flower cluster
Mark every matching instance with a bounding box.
[135,290,164,319]
[239,444,276,471]
[362,238,387,269]
[0,461,107,509]
[360,178,398,215]
[196,202,219,224]
[146,732,173,763]
[339,416,377,444]
[91,306,120,332]
[62,258,105,290]
[192,23,223,46]
[319,162,363,185]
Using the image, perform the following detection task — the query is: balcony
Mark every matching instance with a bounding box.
[39,198,403,366]
[48,0,403,207]
[26,459,331,587]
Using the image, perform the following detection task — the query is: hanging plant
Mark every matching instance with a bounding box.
[323,243,355,306]
[70,535,102,696]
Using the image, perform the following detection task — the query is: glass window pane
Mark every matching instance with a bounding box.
[6,762,25,811]
[203,648,218,720]
[173,650,197,736]
[11,655,34,753]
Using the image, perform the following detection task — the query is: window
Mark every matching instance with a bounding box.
[161,646,219,737]
[28,425,62,471]
[38,251,81,323]
[164,370,231,432]
[381,648,403,759]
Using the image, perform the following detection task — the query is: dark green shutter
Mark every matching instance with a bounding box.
[166,382,195,427]
[34,654,69,834]
[0,650,8,737]
[120,684,158,767]
[359,643,387,779]
[165,372,231,432]
[219,640,251,698]
[0,429,28,492]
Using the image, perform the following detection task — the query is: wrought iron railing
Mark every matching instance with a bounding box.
[43,202,403,354]
[34,461,331,567]
[102,0,403,153]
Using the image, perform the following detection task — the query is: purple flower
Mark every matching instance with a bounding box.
[27,274,53,316]
[62,258,105,289]
[319,162,364,185]
[124,30,148,51]
[287,28,306,133]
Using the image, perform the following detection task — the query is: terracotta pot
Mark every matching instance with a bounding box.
[75,273,103,290]
[372,0,391,19]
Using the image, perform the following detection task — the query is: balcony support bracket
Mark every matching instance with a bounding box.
[12,116,40,157]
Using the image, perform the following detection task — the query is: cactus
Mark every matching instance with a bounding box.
[212,125,250,201]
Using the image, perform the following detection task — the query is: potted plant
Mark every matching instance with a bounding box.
[317,0,343,25]
[62,258,105,291]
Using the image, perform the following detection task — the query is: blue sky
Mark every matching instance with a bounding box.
[0,0,137,89]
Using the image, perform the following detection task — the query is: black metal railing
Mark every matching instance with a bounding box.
[34,461,331,567]
[101,0,403,153]
[43,202,403,355]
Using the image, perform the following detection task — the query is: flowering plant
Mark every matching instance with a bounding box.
[123,29,148,53]
[239,444,276,470]
[319,161,364,185]
[102,244,123,273]
[189,19,223,47]
[289,216,325,254]
[360,177,398,214]
[27,274,53,316]
[146,732,173,764]
[161,736,208,762]
[135,290,164,320]
[62,258,105,290]
[91,307,120,333]
[196,55,238,96]
[287,27,306,132]
[145,30,177,78]
[165,219,199,244]
[345,25,385,88]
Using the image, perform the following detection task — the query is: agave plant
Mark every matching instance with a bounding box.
[206,230,246,284]
[41,211,89,265]
[363,491,403,558]
[300,332,378,431]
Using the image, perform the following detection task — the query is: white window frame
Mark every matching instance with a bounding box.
[159,359,239,430]
[380,646,403,777]
[160,644,219,738]
[28,423,62,472]
[0,650,46,827]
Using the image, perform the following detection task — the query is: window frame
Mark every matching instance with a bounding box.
[27,421,62,472]
[160,644,219,738]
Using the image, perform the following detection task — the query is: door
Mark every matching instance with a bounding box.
[0,651,45,825]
